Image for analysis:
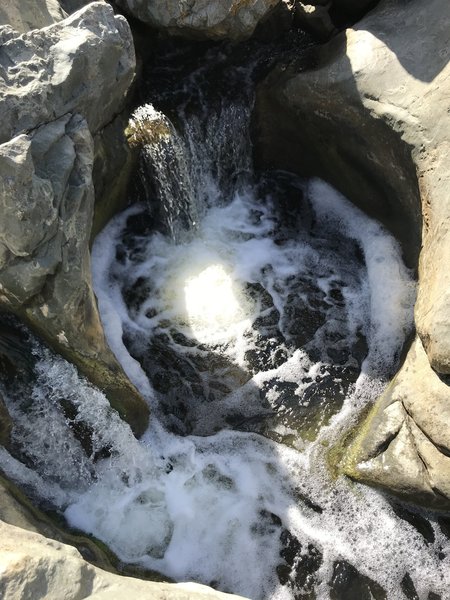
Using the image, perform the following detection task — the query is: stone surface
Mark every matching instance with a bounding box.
[254,0,450,507]
[0,3,149,435]
[0,0,66,32]
[0,519,247,600]
[0,2,134,145]
[293,2,336,40]
[117,0,281,41]
[343,337,450,509]
[0,473,123,574]
[0,394,11,447]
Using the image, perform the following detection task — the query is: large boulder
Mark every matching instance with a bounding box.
[0,2,149,435]
[254,0,450,508]
[117,0,281,41]
[0,519,247,600]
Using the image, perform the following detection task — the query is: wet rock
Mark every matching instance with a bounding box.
[116,0,281,42]
[390,504,435,545]
[277,529,322,598]
[259,364,357,442]
[329,560,386,600]
[0,4,149,436]
[0,394,12,448]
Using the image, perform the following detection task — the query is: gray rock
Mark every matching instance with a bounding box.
[117,0,281,41]
[254,0,450,507]
[0,3,149,436]
[0,2,134,145]
[0,519,247,600]
[0,0,66,32]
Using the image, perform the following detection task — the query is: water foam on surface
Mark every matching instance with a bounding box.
[0,61,442,596]
[41,173,448,600]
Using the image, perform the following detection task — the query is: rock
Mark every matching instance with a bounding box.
[343,337,450,510]
[0,3,149,436]
[331,0,377,20]
[117,0,281,41]
[293,2,337,40]
[0,2,135,145]
[0,394,12,447]
[0,519,247,600]
[0,473,122,574]
[0,0,66,32]
[254,0,450,507]
[91,112,137,240]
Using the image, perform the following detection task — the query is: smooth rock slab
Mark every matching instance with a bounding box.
[0,520,247,600]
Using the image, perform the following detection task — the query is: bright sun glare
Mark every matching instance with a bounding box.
[183,264,249,343]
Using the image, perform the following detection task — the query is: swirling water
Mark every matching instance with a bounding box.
[1,40,449,600]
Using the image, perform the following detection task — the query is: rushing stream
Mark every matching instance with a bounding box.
[1,38,450,600]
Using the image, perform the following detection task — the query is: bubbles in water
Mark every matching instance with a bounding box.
[0,74,442,598]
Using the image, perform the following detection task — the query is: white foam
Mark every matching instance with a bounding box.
[2,174,443,599]
[308,179,416,376]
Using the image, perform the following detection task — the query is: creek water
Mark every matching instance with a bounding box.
[1,38,449,600]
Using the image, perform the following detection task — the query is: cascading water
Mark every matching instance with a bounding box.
[1,38,449,600]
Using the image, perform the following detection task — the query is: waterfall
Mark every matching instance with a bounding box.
[0,39,448,600]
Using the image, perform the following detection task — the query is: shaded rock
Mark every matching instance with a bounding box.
[91,112,137,240]
[293,2,337,40]
[0,519,247,600]
[330,560,386,600]
[331,0,377,21]
[0,0,66,32]
[117,0,281,41]
[343,337,450,509]
[0,394,11,447]
[0,4,148,435]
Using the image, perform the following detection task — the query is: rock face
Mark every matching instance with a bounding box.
[117,0,281,41]
[344,338,450,509]
[254,0,450,508]
[0,2,149,435]
[0,520,247,600]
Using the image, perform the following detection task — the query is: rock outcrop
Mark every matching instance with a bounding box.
[254,0,450,508]
[0,519,247,600]
[0,2,149,435]
[117,0,281,41]
[343,338,450,509]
